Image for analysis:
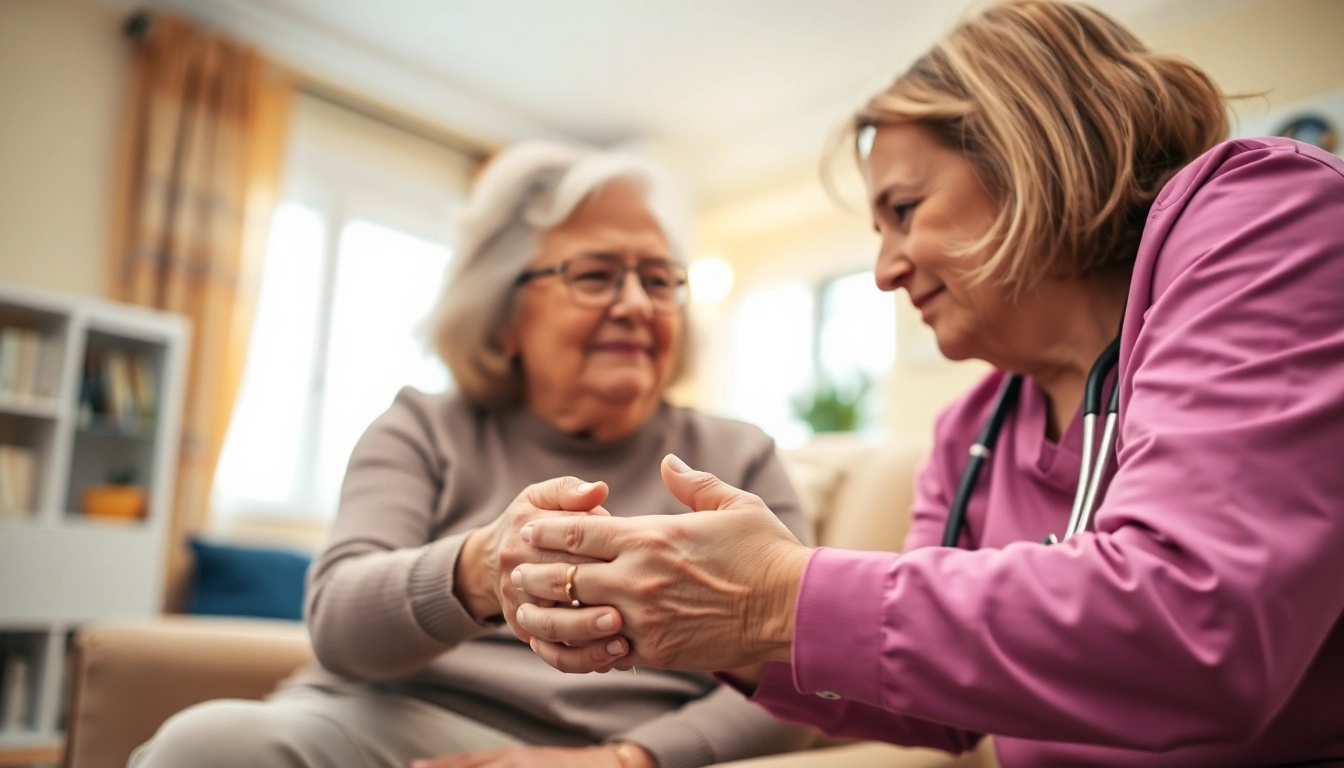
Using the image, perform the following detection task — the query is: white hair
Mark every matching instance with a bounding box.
[426,141,688,407]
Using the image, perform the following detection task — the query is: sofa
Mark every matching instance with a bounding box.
[64,436,998,768]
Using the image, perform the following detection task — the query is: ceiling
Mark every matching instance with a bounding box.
[111,0,1247,205]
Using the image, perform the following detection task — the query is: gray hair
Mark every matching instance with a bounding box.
[427,141,689,407]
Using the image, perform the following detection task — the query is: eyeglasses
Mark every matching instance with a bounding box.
[515,253,688,312]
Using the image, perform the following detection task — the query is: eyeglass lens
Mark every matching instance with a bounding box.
[565,253,686,308]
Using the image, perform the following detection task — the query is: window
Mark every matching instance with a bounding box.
[728,270,895,448]
[816,271,896,429]
[730,284,816,448]
[211,204,326,509]
[313,220,452,513]
[212,95,472,521]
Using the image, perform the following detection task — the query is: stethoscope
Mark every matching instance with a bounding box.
[941,335,1123,548]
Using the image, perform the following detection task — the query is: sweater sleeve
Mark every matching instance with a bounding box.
[741,435,815,547]
[783,144,1344,750]
[617,434,817,768]
[305,389,495,679]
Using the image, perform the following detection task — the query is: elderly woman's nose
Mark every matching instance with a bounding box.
[609,272,655,316]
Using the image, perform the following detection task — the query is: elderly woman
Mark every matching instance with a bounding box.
[509,2,1344,766]
[130,143,813,768]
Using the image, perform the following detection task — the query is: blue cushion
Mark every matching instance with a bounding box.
[188,538,311,621]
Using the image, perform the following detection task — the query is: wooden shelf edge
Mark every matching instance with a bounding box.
[0,740,63,766]
[0,397,60,420]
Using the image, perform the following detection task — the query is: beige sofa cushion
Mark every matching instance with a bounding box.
[824,439,927,553]
[67,617,312,768]
[781,436,927,552]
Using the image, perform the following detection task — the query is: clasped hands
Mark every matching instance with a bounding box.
[502,454,813,676]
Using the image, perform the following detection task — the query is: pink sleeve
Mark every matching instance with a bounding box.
[746,659,982,752]
[788,145,1344,750]
[743,412,986,752]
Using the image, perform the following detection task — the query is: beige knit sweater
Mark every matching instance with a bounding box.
[287,388,815,768]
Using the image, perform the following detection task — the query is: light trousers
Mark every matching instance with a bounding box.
[128,684,522,768]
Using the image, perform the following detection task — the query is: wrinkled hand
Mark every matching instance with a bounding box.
[455,477,610,642]
[409,744,641,768]
[511,454,812,673]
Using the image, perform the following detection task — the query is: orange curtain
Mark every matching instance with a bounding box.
[109,14,294,611]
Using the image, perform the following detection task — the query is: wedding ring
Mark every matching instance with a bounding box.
[564,564,580,607]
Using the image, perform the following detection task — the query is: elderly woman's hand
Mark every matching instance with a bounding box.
[510,455,813,673]
[454,477,610,642]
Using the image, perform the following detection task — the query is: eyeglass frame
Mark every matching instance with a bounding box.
[514,253,689,312]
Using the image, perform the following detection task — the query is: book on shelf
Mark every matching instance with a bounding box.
[0,328,19,396]
[1,654,33,733]
[12,333,36,399]
[105,352,134,432]
[0,326,62,404]
[131,355,157,428]
[35,334,64,400]
[78,347,158,433]
[0,444,36,519]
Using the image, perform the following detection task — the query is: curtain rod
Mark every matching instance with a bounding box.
[122,10,490,163]
[297,80,490,162]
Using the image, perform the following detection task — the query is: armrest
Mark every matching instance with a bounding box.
[65,616,313,768]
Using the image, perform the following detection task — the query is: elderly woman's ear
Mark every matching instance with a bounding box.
[497,327,519,361]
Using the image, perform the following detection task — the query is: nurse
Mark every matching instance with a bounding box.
[509,1,1344,765]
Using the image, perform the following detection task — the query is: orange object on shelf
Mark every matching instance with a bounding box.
[81,485,147,520]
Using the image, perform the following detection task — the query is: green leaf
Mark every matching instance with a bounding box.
[107,466,139,486]
[790,372,872,434]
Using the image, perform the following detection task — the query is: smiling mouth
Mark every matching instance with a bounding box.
[590,342,652,355]
[911,286,945,311]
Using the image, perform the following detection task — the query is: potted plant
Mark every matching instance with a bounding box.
[791,374,872,435]
[82,466,147,520]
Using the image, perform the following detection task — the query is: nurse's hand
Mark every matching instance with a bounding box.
[510,454,813,673]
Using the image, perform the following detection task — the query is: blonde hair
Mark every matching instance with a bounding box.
[853,0,1228,292]
[426,141,687,407]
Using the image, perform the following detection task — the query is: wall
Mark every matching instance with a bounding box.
[697,0,1344,445]
[3,0,1343,442]
[1139,0,1344,121]
[0,0,131,298]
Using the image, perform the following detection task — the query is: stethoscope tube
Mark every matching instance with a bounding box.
[942,374,1023,547]
[1062,337,1121,540]
[943,335,1122,549]
[1069,366,1121,539]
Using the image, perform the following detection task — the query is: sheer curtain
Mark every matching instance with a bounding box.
[109,13,294,609]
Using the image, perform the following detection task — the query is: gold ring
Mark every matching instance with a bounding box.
[564,564,580,607]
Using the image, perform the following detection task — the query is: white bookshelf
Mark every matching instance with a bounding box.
[0,282,187,763]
